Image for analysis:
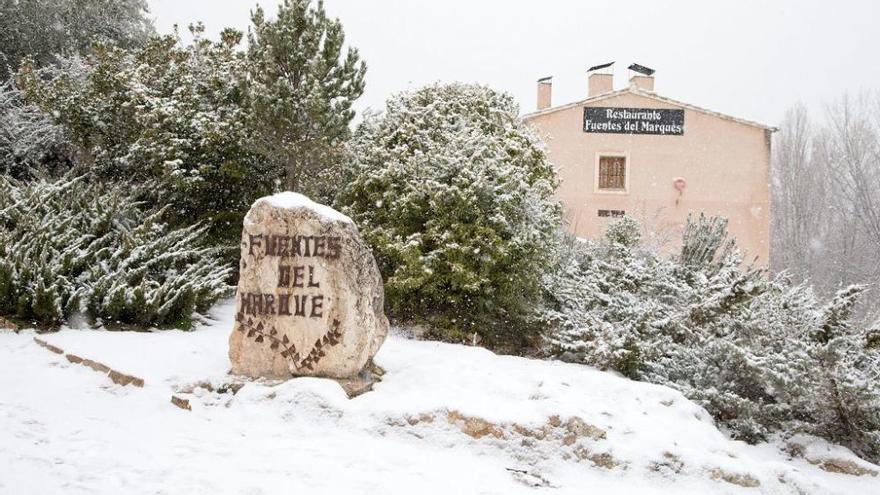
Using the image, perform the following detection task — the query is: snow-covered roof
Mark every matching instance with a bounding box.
[522,87,778,132]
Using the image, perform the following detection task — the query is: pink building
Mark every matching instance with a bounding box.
[523,63,776,263]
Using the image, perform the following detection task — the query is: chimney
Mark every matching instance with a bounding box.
[629,74,654,92]
[588,73,614,97]
[536,76,552,110]
[627,63,656,92]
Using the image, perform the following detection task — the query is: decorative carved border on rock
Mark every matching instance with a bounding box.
[235,312,343,373]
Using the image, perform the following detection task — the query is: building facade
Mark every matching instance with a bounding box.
[523,69,775,263]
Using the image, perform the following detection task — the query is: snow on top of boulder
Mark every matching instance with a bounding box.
[256,191,353,224]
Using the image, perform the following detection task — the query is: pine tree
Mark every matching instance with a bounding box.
[246,0,366,196]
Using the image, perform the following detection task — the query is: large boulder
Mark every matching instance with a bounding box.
[229,192,389,379]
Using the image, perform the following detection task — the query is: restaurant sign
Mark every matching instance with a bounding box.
[583,107,684,135]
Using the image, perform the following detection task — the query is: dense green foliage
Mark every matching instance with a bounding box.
[17,26,276,247]
[342,83,562,348]
[247,0,366,197]
[17,1,367,245]
[543,214,880,463]
[1,0,368,329]
[0,81,73,179]
[0,176,231,329]
[0,0,153,79]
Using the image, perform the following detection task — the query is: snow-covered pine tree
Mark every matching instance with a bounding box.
[0,175,231,329]
[17,25,276,248]
[0,0,153,79]
[342,82,562,349]
[246,0,366,197]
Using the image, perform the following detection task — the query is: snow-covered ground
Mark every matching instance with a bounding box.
[1,300,877,494]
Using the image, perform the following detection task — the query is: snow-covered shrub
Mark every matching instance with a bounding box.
[17,12,365,246]
[805,286,880,463]
[17,26,277,247]
[0,82,73,179]
[342,82,562,348]
[604,215,642,248]
[0,0,153,79]
[541,222,680,377]
[543,214,880,463]
[0,175,232,328]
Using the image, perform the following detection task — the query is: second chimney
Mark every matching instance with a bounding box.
[588,72,613,97]
[629,74,654,92]
[537,76,552,110]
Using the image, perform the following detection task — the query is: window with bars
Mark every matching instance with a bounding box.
[598,209,626,218]
[598,155,627,191]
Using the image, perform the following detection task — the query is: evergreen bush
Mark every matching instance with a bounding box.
[0,0,153,80]
[342,82,562,349]
[0,82,73,179]
[0,175,231,329]
[17,27,276,248]
[543,213,880,463]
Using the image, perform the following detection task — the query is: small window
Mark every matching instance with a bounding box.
[598,155,627,191]
[598,209,625,218]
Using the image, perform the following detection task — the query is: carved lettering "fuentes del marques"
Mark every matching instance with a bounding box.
[240,292,324,318]
[240,263,325,319]
[241,234,332,318]
[247,234,342,259]
[240,232,337,320]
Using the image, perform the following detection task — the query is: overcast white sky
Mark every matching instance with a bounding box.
[148,0,880,126]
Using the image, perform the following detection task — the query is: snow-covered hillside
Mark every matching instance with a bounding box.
[0,300,877,494]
